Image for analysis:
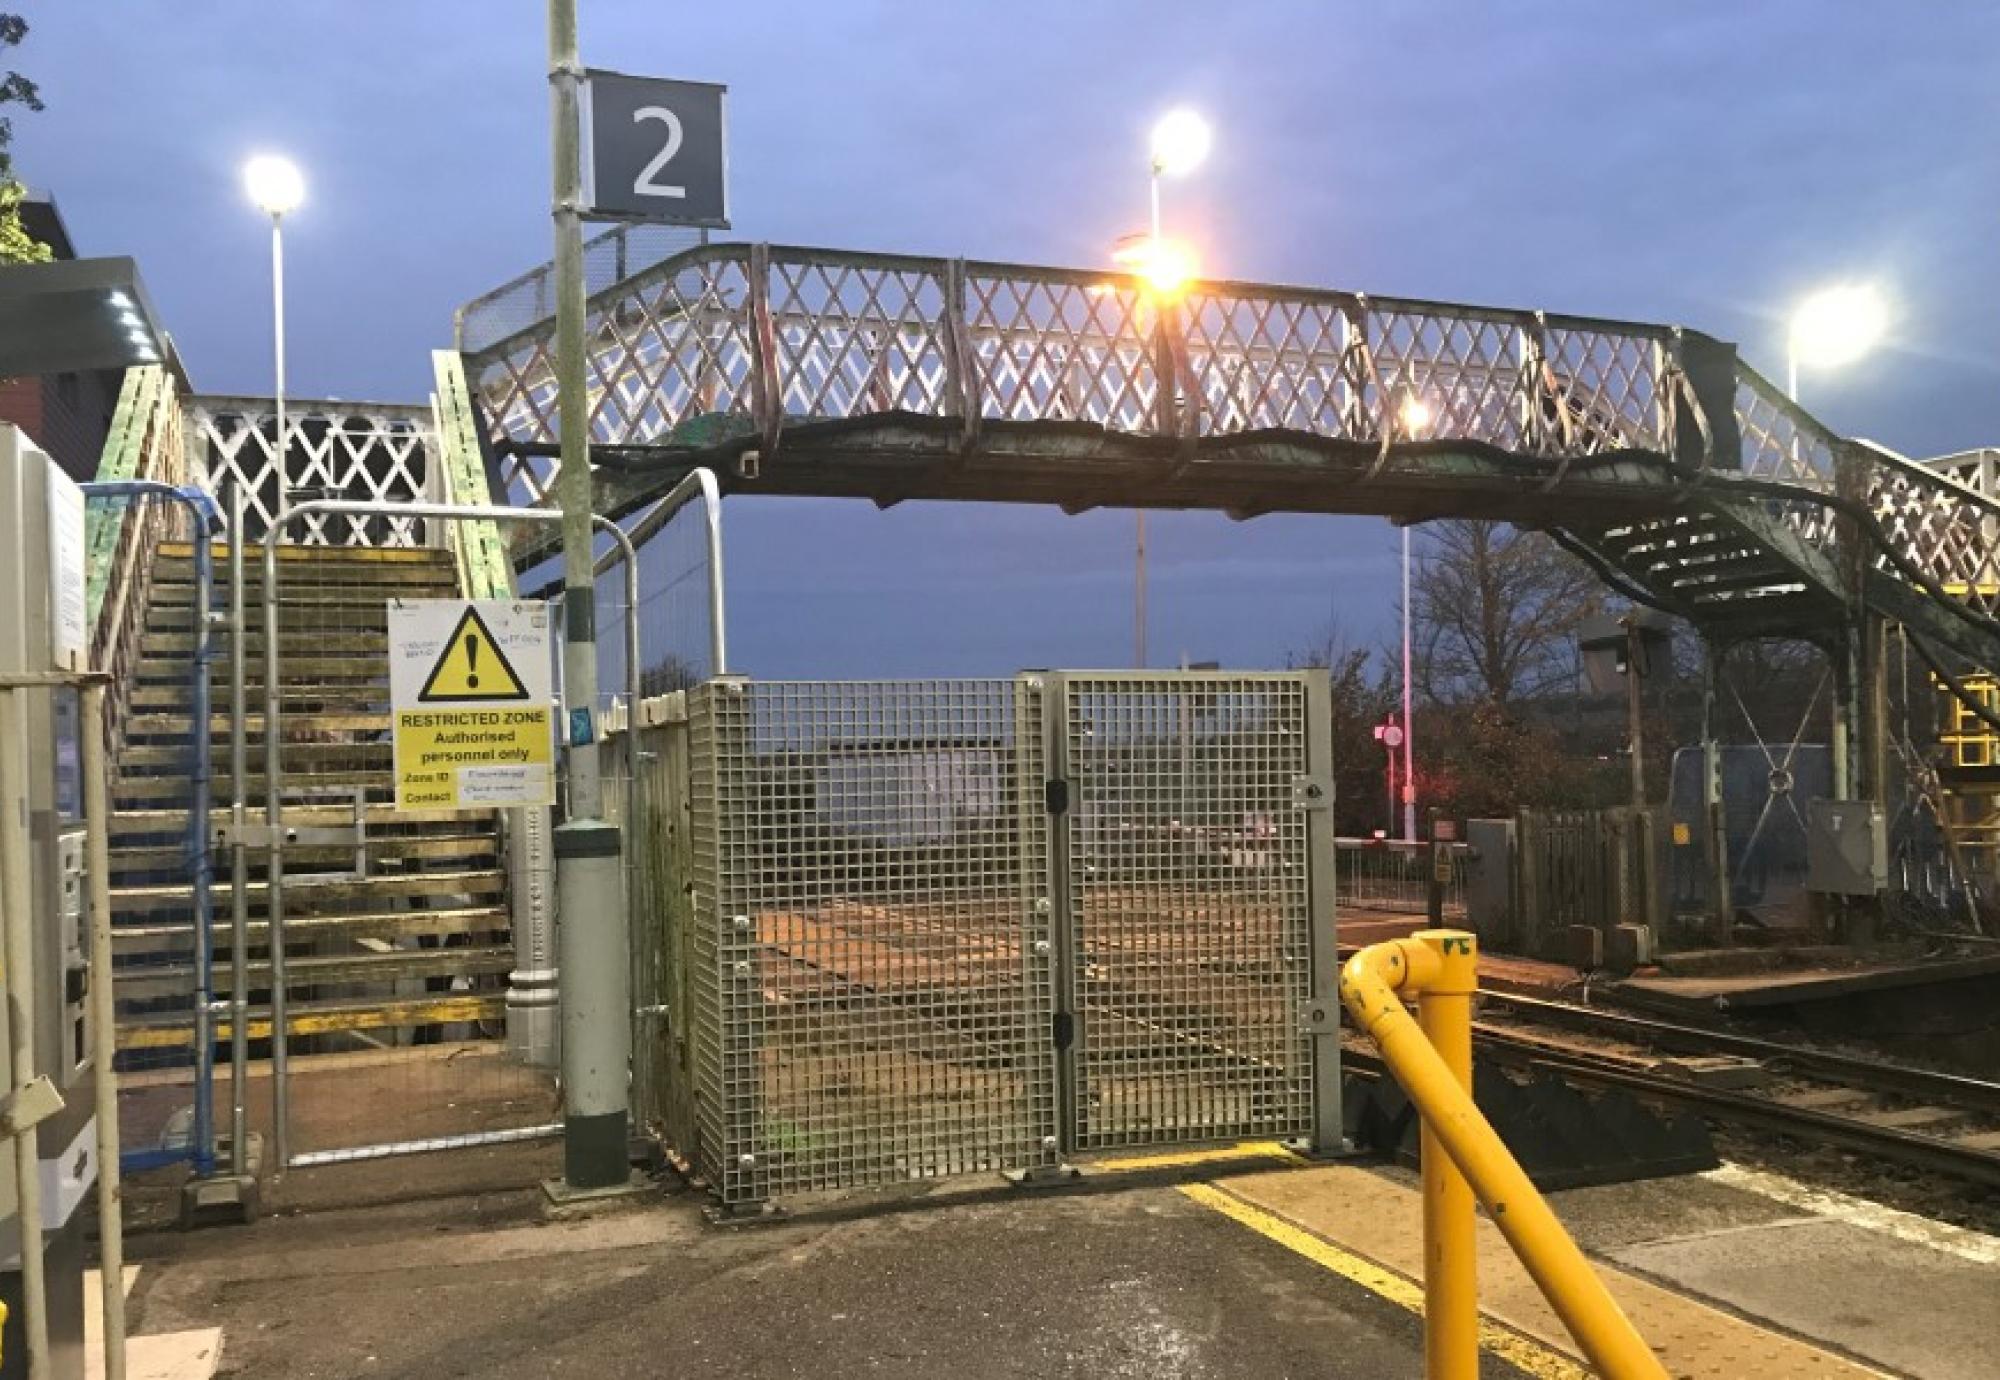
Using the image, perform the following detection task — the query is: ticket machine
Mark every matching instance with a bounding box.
[0,423,98,1380]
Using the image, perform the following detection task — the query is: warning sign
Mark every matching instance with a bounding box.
[388,600,555,811]
[418,605,534,703]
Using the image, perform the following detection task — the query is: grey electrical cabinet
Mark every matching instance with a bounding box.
[1805,799,1887,897]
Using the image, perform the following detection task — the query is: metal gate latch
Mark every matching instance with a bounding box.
[1291,775,1333,811]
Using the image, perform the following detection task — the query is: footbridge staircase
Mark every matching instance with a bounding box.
[89,359,522,1075]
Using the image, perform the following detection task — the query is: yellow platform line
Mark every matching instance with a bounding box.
[1181,1181,1592,1380]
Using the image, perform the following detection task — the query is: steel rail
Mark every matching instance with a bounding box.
[1457,1033,2000,1192]
[1478,989,2000,1118]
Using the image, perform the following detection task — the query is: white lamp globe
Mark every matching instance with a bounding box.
[244,155,305,217]
[1149,110,1212,178]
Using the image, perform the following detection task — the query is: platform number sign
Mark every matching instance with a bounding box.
[583,71,729,227]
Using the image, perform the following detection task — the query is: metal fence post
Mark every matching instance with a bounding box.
[261,528,291,1171]
[1301,668,1344,1155]
[1038,672,1080,1157]
[227,482,251,1176]
[1700,640,1732,943]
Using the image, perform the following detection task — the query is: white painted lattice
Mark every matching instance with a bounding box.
[185,396,442,546]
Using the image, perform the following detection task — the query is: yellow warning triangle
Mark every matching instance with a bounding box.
[418,606,532,703]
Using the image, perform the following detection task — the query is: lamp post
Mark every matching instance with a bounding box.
[1396,395,1431,845]
[1787,283,1887,403]
[1132,109,1211,668]
[243,156,304,513]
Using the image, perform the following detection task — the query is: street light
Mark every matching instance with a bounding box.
[244,155,304,512]
[1787,283,1887,401]
[1391,393,1431,843]
[1112,233,1199,296]
[1133,109,1212,668]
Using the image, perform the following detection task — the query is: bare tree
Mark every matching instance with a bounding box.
[1412,520,1600,706]
[1286,628,1398,836]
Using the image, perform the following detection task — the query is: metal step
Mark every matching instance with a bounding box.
[151,578,461,599]
[110,834,497,876]
[143,630,391,657]
[109,803,494,838]
[158,541,460,568]
[123,711,393,739]
[132,667,388,692]
[116,992,508,1053]
[147,602,442,630]
[112,868,506,915]
[116,774,393,805]
[115,944,516,1003]
[127,686,397,713]
[120,741,394,773]
[112,904,511,958]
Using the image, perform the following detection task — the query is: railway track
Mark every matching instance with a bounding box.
[1347,987,2000,1189]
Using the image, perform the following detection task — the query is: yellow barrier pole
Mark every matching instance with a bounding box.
[1415,932,1477,1380]
[1341,932,1669,1380]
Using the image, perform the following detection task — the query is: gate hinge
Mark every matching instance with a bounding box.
[1292,775,1333,811]
[1045,779,1070,815]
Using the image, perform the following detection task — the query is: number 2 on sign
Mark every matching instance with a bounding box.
[633,106,687,199]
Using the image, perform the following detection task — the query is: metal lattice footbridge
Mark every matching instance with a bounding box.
[460,241,2000,669]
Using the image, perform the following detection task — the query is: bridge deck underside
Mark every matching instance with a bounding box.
[587,421,1692,529]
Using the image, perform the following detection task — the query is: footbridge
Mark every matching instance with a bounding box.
[461,242,2000,674]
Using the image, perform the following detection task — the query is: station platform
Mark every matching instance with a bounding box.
[114,1134,1995,1379]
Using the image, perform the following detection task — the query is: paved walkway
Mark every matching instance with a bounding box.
[114,1138,1999,1379]
[123,1155,1535,1380]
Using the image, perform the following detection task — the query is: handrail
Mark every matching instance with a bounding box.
[1340,932,1667,1380]
[465,241,1687,468]
[592,466,728,676]
[431,350,516,597]
[85,365,188,780]
[82,480,220,1180]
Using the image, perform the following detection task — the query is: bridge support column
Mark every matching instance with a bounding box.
[1700,638,1732,945]
[1832,632,1856,802]
[1830,617,1889,945]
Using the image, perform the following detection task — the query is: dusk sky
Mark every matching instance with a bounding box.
[17,3,2000,678]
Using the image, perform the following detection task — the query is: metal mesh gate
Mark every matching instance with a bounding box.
[675,670,1337,1209]
[1055,674,1323,1151]
[688,679,1058,1204]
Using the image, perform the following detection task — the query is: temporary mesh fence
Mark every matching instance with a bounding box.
[256,535,557,1168]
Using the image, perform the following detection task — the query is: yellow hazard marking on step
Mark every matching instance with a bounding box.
[1179,1182,1592,1380]
[418,605,532,702]
[1094,1140,1302,1173]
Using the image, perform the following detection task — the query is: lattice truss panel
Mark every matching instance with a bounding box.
[686,679,1059,1206]
[466,246,1687,473]
[1873,462,2000,619]
[1735,369,2000,610]
[185,397,439,545]
[464,244,2000,621]
[1060,674,1314,1150]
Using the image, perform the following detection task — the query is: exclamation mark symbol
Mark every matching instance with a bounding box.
[466,633,480,689]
